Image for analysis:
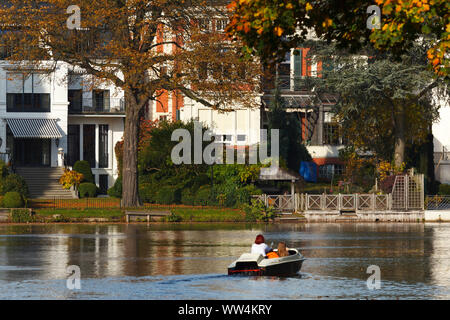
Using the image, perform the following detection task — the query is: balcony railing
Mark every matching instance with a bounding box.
[68,97,125,114]
[263,75,309,92]
[425,195,450,210]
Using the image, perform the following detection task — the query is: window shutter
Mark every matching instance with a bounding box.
[293,49,302,78]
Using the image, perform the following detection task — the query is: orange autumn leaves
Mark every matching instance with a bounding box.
[227,0,448,76]
[372,0,449,76]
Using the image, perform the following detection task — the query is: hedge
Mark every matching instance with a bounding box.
[3,191,24,208]
[108,176,122,198]
[438,184,450,195]
[11,209,33,223]
[0,173,29,197]
[73,160,94,183]
[78,182,97,198]
[155,186,181,204]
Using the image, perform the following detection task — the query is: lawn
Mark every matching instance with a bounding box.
[35,208,124,219]
[32,206,246,223]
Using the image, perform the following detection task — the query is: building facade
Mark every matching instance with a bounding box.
[0,61,124,194]
[433,93,450,185]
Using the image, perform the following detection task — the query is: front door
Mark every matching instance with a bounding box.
[14,139,51,166]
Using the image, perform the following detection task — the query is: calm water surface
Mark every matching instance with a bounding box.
[0,222,450,299]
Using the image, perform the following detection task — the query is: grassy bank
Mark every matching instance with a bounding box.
[26,206,246,223]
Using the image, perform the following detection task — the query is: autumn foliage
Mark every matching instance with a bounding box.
[0,0,260,206]
[226,0,449,76]
[59,169,84,190]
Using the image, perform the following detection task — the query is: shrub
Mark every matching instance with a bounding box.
[235,184,263,206]
[3,191,24,208]
[195,185,215,206]
[107,177,122,198]
[438,184,450,195]
[1,174,29,197]
[191,174,211,191]
[78,182,97,198]
[0,160,9,178]
[243,199,276,222]
[139,182,158,203]
[155,186,181,204]
[181,188,196,205]
[166,213,182,222]
[59,169,83,190]
[11,209,33,223]
[73,160,94,183]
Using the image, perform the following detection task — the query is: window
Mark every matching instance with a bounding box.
[7,93,50,112]
[0,43,12,59]
[322,112,344,145]
[318,164,333,180]
[237,134,246,142]
[319,164,345,180]
[1,29,21,59]
[293,49,303,90]
[323,123,340,145]
[98,125,109,168]
[7,73,51,112]
[93,90,110,111]
[215,19,228,31]
[277,51,291,90]
[68,89,82,112]
[98,175,109,195]
[334,164,345,175]
[159,115,168,121]
[67,125,80,166]
[222,134,233,143]
[83,124,95,168]
[198,18,211,31]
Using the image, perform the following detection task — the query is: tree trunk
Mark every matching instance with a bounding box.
[393,105,406,168]
[121,92,141,207]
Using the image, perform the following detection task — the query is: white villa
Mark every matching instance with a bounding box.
[0,62,124,197]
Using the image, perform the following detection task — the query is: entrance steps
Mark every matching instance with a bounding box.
[15,167,76,199]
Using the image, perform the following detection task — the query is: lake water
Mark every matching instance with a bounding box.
[0,223,449,300]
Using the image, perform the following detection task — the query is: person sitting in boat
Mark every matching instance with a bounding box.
[251,234,273,257]
[277,242,289,257]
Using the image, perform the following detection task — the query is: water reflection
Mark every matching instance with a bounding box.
[0,223,449,299]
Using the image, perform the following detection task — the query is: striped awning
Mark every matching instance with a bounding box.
[6,118,62,139]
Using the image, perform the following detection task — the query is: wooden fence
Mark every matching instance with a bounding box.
[253,192,416,213]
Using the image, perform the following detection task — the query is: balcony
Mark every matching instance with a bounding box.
[68,97,125,114]
[263,75,310,93]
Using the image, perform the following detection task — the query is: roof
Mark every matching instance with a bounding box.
[259,167,300,181]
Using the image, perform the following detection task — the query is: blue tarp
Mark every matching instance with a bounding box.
[299,161,317,183]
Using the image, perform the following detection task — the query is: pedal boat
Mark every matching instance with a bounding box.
[227,248,305,276]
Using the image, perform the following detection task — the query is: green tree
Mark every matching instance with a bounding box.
[304,43,446,167]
